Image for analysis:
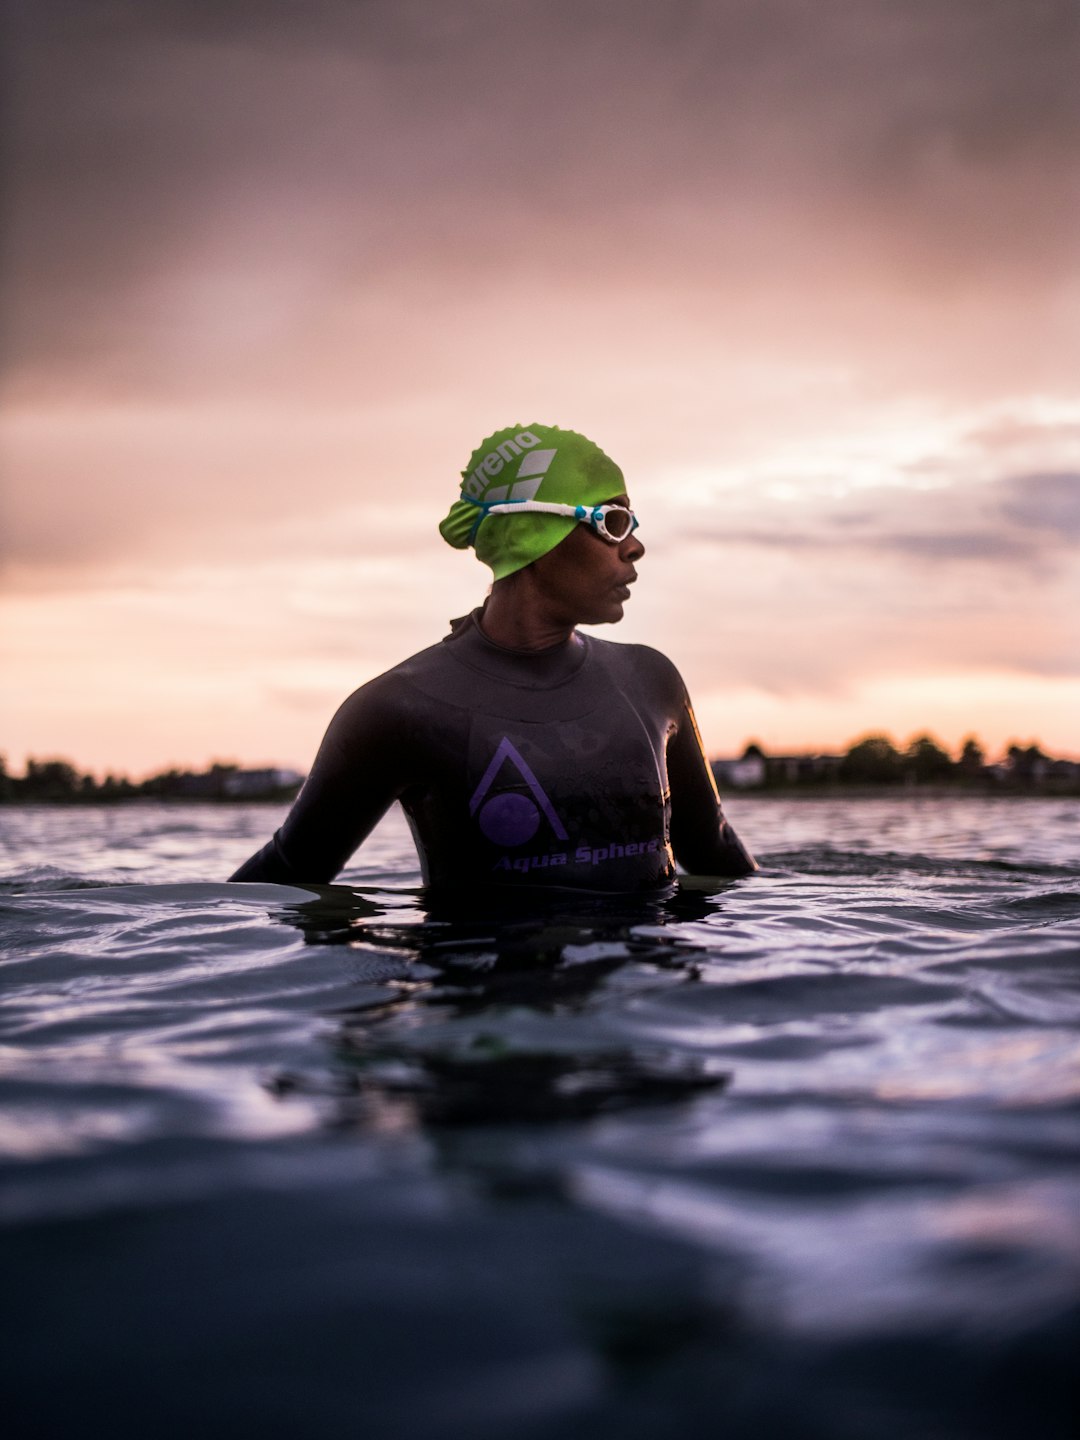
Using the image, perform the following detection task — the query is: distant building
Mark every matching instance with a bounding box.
[712,753,767,789]
[222,768,304,798]
[712,750,844,790]
[765,754,844,785]
[1049,760,1080,789]
[165,767,304,800]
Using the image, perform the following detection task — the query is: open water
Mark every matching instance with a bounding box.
[1,797,1078,1438]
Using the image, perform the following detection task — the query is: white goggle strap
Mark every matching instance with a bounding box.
[464,497,629,544]
[482,500,586,520]
[461,496,581,543]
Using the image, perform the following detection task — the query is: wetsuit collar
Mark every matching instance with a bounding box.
[443,609,588,688]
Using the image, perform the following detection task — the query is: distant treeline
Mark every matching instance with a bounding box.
[2,735,1077,804]
[712,735,1080,794]
[0,759,304,804]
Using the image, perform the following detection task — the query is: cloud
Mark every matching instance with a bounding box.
[999,472,1080,537]
[641,466,1080,700]
[3,1,1079,769]
[702,471,1080,572]
[5,0,1077,399]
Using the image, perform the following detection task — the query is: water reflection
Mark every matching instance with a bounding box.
[270,884,731,1131]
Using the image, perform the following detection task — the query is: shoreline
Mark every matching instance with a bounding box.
[725,786,1080,800]
[2,788,1077,808]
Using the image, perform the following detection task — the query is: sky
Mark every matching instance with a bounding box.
[2,0,1079,776]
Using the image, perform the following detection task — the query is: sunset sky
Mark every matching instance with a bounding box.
[3,0,1078,776]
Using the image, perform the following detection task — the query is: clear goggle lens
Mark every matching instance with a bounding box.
[593,505,636,541]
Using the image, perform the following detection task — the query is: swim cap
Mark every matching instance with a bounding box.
[439,424,625,580]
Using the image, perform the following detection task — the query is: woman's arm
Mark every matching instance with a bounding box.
[667,697,757,879]
[229,681,412,884]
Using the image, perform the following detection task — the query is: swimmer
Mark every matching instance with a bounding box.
[230,424,756,890]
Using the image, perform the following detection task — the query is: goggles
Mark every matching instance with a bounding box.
[466,497,639,545]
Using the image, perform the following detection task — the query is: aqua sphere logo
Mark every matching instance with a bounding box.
[469,737,569,848]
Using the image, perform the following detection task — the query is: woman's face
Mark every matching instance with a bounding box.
[527,493,645,627]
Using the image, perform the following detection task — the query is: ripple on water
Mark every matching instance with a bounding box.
[0,798,1078,1438]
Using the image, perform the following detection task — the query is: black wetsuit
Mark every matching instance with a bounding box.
[230,611,755,891]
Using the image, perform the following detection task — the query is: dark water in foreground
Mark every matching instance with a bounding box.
[1,798,1078,1439]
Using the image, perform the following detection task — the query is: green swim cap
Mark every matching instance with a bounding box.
[439,424,625,580]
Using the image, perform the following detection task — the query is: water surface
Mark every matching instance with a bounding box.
[1,798,1078,1437]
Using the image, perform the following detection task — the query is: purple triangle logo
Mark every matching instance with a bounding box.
[469,737,569,847]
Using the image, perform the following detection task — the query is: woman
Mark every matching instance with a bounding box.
[230,423,755,890]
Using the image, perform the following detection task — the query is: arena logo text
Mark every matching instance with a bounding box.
[461,430,556,502]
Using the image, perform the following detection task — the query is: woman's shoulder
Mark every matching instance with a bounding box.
[586,636,687,698]
[324,638,454,730]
